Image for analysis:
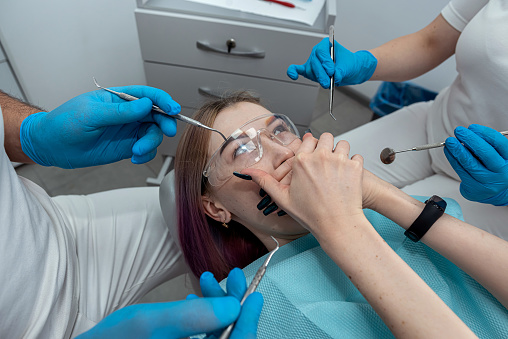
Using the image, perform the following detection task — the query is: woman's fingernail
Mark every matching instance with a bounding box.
[259,188,267,197]
[304,128,312,135]
[277,210,287,217]
[263,202,278,216]
[233,171,252,180]
[257,196,272,210]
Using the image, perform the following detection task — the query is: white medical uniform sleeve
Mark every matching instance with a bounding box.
[441,0,488,32]
[0,106,77,338]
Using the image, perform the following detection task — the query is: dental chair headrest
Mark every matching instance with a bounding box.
[159,170,180,250]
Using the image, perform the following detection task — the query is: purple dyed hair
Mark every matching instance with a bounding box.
[175,92,268,281]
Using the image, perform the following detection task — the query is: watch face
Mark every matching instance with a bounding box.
[429,195,447,211]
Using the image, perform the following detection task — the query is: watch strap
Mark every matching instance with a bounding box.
[404,195,447,242]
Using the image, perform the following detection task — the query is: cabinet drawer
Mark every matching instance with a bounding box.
[136,9,326,83]
[145,61,318,127]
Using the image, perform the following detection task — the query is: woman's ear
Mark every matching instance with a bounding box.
[202,195,232,223]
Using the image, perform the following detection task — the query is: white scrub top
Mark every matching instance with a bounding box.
[428,0,508,177]
[0,106,78,338]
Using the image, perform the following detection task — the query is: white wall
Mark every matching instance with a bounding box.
[0,0,458,110]
[0,1,145,110]
[334,0,457,98]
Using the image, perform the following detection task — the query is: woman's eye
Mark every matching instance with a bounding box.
[233,143,255,159]
[273,125,287,136]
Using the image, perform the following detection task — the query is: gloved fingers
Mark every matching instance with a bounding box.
[156,297,240,339]
[332,43,351,86]
[200,272,227,298]
[110,85,181,116]
[445,135,486,175]
[132,150,157,164]
[230,292,264,339]
[333,67,345,87]
[468,124,508,160]
[286,64,303,80]
[444,143,476,183]
[93,97,154,127]
[226,268,247,300]
[152,112,177,137]
[315,38,335,77]
[309,56,332,88]
[133,123,163,155]
[455,126,505,171]
[186,294,200,300]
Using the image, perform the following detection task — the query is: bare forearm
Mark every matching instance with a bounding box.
[369,14,460,82]
[317,217,475,338]
[0,91,42,163]
[368,172,508,308]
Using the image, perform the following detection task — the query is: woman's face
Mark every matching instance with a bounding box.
[204,102,309,249]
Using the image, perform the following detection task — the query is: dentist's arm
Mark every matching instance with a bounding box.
[287,14,459,88]
[2,86,180,168]
[1,90,39,163]
[369,14,460,82]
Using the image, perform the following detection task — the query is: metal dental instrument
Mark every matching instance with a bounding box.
[328,25,337,121]
[380,130,508,165]
[219,236,280,339]
[93,77,227,141]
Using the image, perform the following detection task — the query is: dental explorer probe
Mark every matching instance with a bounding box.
[219,236,280,339]
[328,25,337,121]
[93,78,227,141]
[380,130,508,165]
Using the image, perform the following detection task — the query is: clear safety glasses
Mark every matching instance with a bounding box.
[203,113,300,187]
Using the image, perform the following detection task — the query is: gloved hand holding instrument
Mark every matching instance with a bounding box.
[287,37,378,88]
[20,85,181,168]
[444,124,508,206]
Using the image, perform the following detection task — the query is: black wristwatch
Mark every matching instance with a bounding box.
[404,195,447,242]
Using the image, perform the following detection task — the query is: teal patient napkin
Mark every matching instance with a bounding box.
[225,196,508,338]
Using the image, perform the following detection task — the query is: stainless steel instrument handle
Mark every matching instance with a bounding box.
[196,40,266,58]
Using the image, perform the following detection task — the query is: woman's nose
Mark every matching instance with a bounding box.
[260,133,295,164]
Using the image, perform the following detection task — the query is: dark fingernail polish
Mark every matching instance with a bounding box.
[304,128,312,135]
[277,210,287,217]
[257,195,272,210]
[233,171,252,180]
[259,188,267,197]
[263,202,278,216]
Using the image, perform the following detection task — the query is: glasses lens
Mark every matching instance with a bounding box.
[203,114,299,186]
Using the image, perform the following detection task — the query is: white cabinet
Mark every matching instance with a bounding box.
[135,0,335,157]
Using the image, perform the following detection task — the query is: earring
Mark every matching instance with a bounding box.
[222,222,229,229]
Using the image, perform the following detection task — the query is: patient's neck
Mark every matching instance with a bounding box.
[259,232,309,251]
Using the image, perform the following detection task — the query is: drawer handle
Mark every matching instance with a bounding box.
[198,87,261,99]
[196,41,265,59]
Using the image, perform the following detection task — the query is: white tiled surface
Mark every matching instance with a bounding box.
[15,87,373,302]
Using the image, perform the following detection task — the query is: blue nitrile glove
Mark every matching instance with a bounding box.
[76,297,241,339]
[186,268,263,339]
[20,86,180,168]
[444,124,508,206]
[287,37,377,88]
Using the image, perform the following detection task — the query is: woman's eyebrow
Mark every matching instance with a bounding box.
[265,115,277,126]
[219,132,249,155]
